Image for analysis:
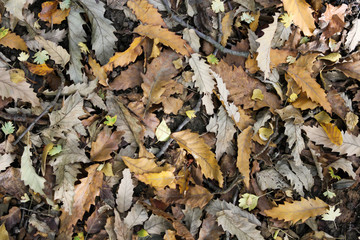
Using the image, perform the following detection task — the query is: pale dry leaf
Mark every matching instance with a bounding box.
[0,154,14,171]
[256,168,290,191]
[114,211,130,240]
[124,203,148,228]
[271,22,292,48]
[116,168,134,213]
[144,214,171,235]
[322,206,341,221]
[275,160,305,196]
[215,106,236,159]
[303,125,360,157]
[189,53,215,95]
[345,18,360,52]
[328,158,356,179]
[288,160,314,192]
[183,28,200,53]
[256,13,280,79]
[183,206,202,236]
[4,0,26,20]
[284,120,305,165]
[35,36,70,67]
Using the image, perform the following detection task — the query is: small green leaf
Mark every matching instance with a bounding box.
[300,37,310,44]
[328,167,341,180]
[207,54,219,65]
[239,193,259,211]
[104,115,117,126]
[73,232,84,240]
[48,145,62,156]
[323,189,336,199]
[33,50,49,64]
[211,0,224,13]
[1,122,15,135]
[0,27,9,40]
[241,12,255,24]
[156,119,171,142]
[137,229,149,237]
[60,0,71,10]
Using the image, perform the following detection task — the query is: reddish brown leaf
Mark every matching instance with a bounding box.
[333,60,360,81]
[91,128,124,162]
[198,214,224,240]
[109,61,143,90]
[88,57,107,86]
[0,168,26,199]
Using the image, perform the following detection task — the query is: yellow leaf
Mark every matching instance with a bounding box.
[101,162,114,176]
[9,69,25,83]
[264,197,328,224]
[127,0,166,27]
[220,11,234,46]
[346,112,358,131]
[134,24,192,57]
[259,127,273,141]
[314,111,332,124]
[318,53,341,62]
[136,171,176,189]
[236,126,253,189]
[171,129,223,187]
[122,156,169,174]
[185,110,196,119]
[78,42,89,53]
[156,119,171,142]
[0,223,9,240]
[88,56,107,86]
[291,92,319,110]
[320,123,343,146]
[103,37,143,72]
[41,142,54,176]
[251,89,264,101]
[282,0,315,36]
[280,12,293,28]
[0,31,28,51]
[288,93,298,102]
[24,62,54,76]
[286,54,332,113]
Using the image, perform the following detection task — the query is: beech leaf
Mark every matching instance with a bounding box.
[117,168,134,213]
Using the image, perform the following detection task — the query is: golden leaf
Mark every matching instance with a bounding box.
[41,143,54,176]
[264,197,329,224]
[236,126,253,188]
[282,0,315,36]
[291,92,318,110]
[286,54,332,113]
[88,56,107,86]
[122,156,169,174]
[171,129,223,187]
[220,11,234,46]
[0,32,28,51]
[320,123,343,146]
[127,0,166,27]
[24,62,54,76]
[136,170,176,189]
[103,37,143,72]
[134,24,192,56]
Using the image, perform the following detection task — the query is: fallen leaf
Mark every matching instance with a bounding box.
[0,31,28,51]
[282,0,315,36]
[127,0,166,27]
[320,123,343,146]
[24,62,54,76]
[90,128,124,162]
[116,168,134,213]
[237,126,253,189]
[221,11,234,46]
[321,206,341,221]
[122,157,168,174]
[88,56,108,86]
[136,171,176,189]
[156,120,171,142]
[35,36,70,67]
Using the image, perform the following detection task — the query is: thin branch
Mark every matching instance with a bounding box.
[160,0,249,57]
[214,174,243,195]
[13,68,65,145]
[0,111,48,125]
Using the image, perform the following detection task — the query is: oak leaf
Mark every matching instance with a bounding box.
[134,24,192,56]
[286,54,332,113]
[0,31,28,51]
[24,62,54,76]
[171,129,224,187]
[103,37,143,72]
[35,36,70,67]
[264,197,328,223]
[59,164,103,237]
[0,68,40,106]
[90,127,124,162]
[127,0,166,27]
[282,0,315,36]
[237,126,253,189]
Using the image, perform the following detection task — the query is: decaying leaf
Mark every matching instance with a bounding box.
[264,197,328,223]
[90,128,124,162]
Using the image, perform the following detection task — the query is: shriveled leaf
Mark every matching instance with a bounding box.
[127,0,166,27]
[35,36,70,67]
[286,54,332,113]
[238,193,259,211]
[282,0,315,36]
[172,129,223,187]
[0,68,40,106]
[264,197,328,223]
[134,24,191,56]
[21,146,46,195]
[329,158,356,179]
[237,126,253,188]
[90,128,123,162]
[284,120,305,165]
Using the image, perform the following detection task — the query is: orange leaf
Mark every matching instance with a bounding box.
[59,164,103,237]
[38,1,58,22]
[50,8,70,24]
[183,185,213,209]
[88,56,107,86]
[220,11,234,46]
[264,197,328,224]
[136,170,176,189]
[320,123,343,146]
[270,49,297,68]
[103,37,143,72]
[236,126,253,189]
[90,128,124,162]
[282,0,315,36]
[286,53,332,113]
[24,62,54,76]
[127,0,166,27]
[134,24,192,57]
[171,129,223,187]
[0,32,28,51]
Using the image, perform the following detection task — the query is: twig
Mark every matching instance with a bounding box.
[19,207,55,218]
[253,116,279,159]
[13,68,65,145]
[213,13,222,56]
[156,97,202,159]
[160,0,248,57]
[0,111,48,125]
[214,174,243,195]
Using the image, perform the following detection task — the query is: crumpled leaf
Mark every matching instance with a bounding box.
[282,0,315,36]
[264,197,328,224]
[172,129,224,187]
[21,146,46,196]
[239,193,259,211]
[127,0,166,27]
[0,68,40,106]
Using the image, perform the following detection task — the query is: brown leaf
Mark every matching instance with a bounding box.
[50,8,70,24]
[0,207,20,231]
[291,92,318,110]
[322,15,345,39]
[286,53,332,113]
[220,11,234,46]
[88,57,107,86]
[245,53,260,74]
[59,164,103,237]
[85,204,109,234]
[212,60,281,111]
[109,61,143,90]
[103,37,144,72]
[24,62,54,76]
[128,101,159,135]
[38,1,58,21]
[172,130,224,187]
[198,214,223,240]
[282,0,315,36]
[122,156,168,174]
[90,128,124,162]
[127,0,166,27]
[237,126,253,189]
[264,197,328,224]
[0,32,28,51]
[134,24,192,56]
[333,60,360,81]
[183,185,213,208]
[270,49,297,68]
[327,89,348,120]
